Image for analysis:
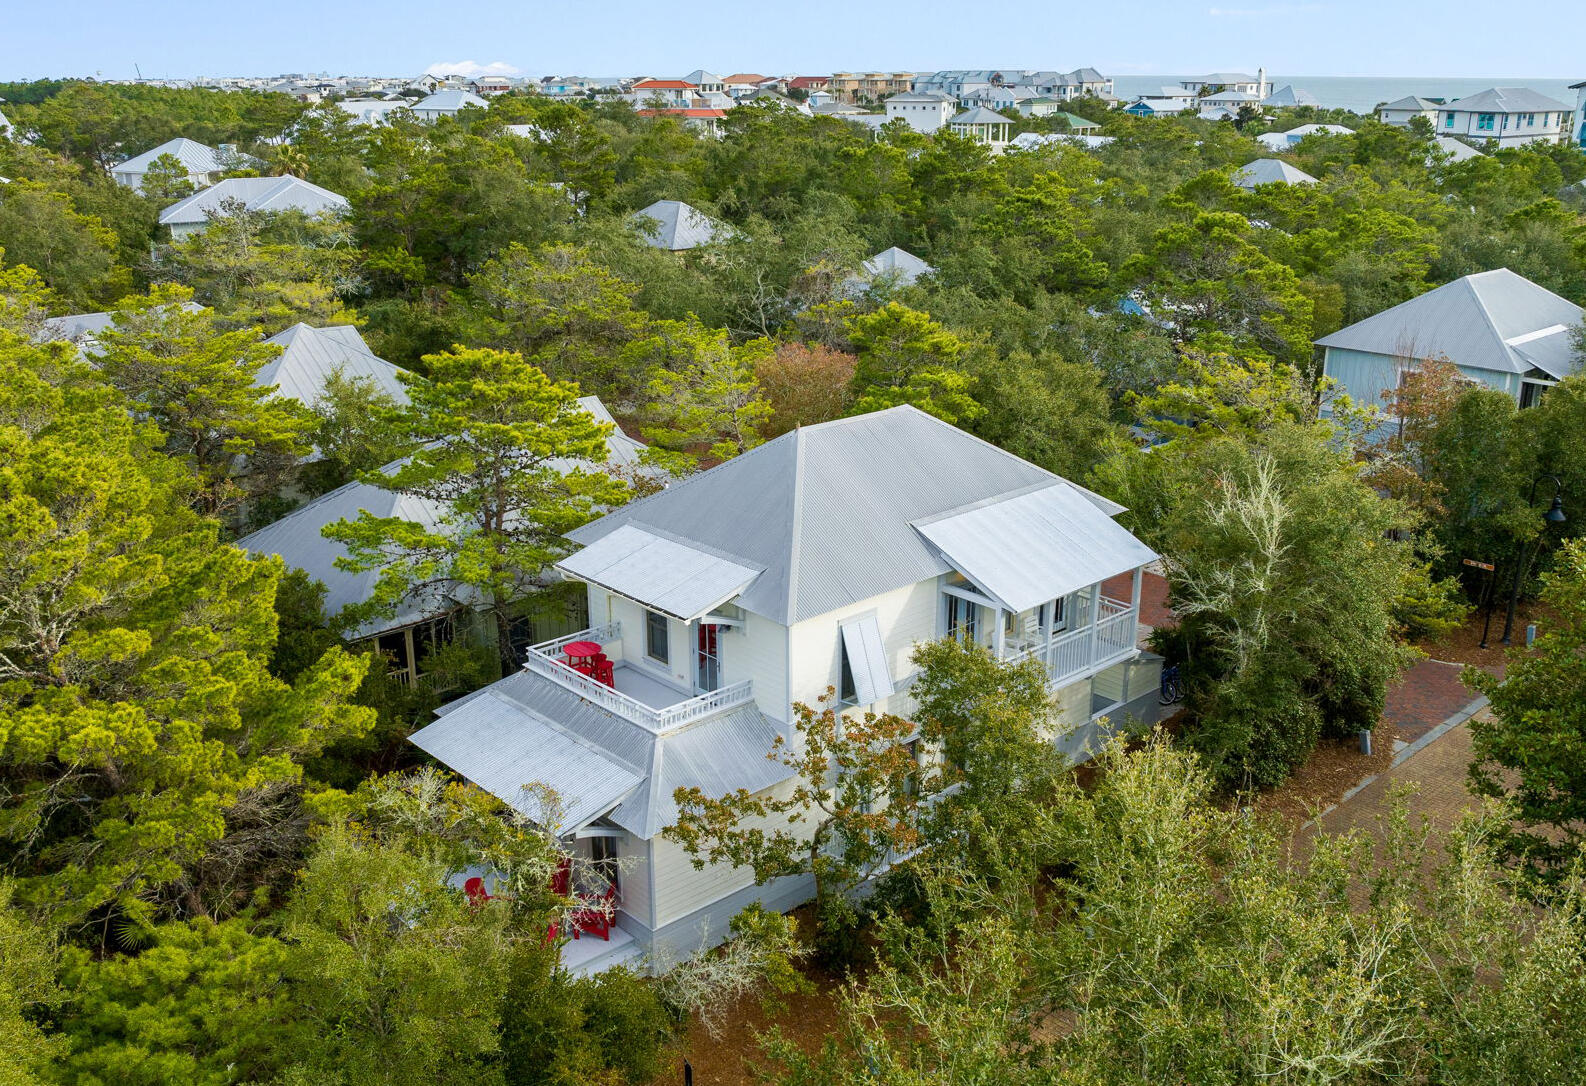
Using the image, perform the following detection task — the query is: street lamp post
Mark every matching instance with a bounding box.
[1500,474,1566,645]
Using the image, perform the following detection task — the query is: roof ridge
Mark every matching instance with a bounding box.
[1463,272,1521,370]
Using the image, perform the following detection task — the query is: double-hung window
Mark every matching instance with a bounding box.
[645,610,669,665]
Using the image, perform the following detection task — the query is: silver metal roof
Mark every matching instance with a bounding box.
[113,137,237,177]
[949,106,1014,125]
[414,89,489,113]
[1431,135,1485,162]
[1316,269,1583,376]
[258,323,409,409]
[1441,87,1570,114]
[555,523,763,622]
[861,246,933,284]
[631,199,728,251]
[159,175,349,226]
[1232,158,1318,188]
[567,406,1132,625]
[420,667,790,838]
[237,396,643,637]
[914,482,1157,614]
[410,689,645,832]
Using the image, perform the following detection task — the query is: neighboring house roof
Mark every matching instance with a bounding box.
[1256,123,1354,150]
[886,91,955,104]
[632,79,698,90]
[1440,87,1570,114]
[1232,158,1319,188]
[236,396,644,638]
[258,323,409,409]
[158,175,349,226]
[1199,90,1259,104]
[414,89,488,113]
[39,300,206,348]
[1431,135,1485,162]
[631,199,728,250]
[723,73,770,84]
[414,668,790,837]
[859,246,933,286]
[113,137,241,178]
[950,106,1015,125]
[1316,268,1584,378]
[565,405,1136,626]
[682,70,723,85]
[1380,95,1441,111]
[1196,72,1260,84]
[1260,85,1320,108]
[0,109,11,137]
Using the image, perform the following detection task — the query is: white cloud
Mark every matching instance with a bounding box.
[423,60,522,78]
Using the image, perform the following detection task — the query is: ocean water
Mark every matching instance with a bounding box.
[1110,74,1580,115]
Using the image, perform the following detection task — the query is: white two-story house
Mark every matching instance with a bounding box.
[1435,87,1569,148]
[411,406,1160,970]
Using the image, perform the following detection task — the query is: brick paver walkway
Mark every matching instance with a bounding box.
[1382,659,1476,751]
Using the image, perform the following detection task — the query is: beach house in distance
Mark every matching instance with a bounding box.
[410,406,1162,971]
[1318,269,1585,415]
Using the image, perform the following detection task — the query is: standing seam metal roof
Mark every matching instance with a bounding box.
[566,406,1130,626]
[257,323,409,408]
[159,175,349,226]
[1315,269,1584,376]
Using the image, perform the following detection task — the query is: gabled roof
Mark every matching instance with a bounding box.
[1431,135,1485,162]
[949,106,1014,125]
[1232,158,1318,188]
[1441,87,1569,114]
[158,175,349,226]
[258,323,409,409]
[414,89,488,112]
[236,396,644,638]
[418,668,790,837]
[565,406,1134,625]
[1380,95,1441,111]
[860,246,933,285]
[1316,268,1584,377]
[631,199,728,250]
[113,136,239,177]
[1260,85,1320,107]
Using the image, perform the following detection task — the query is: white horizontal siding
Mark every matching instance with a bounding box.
[785,578,939,715]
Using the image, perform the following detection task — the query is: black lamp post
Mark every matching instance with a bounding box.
[1500,474,1566,645]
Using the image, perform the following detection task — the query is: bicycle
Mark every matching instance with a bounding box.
[1159,664,1185,706]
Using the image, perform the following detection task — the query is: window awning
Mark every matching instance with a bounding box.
[409,691,643,833]
[840,614,895,705]
[913,483,1157,615]
[556,524,762,622]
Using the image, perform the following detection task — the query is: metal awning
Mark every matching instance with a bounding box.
[409,691,643,832]
[555,523,762,622]
[913,483,1157,615]
[840,614,896,705]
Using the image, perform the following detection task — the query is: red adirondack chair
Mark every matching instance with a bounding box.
[571,882,619,941]
[463,876,491,906]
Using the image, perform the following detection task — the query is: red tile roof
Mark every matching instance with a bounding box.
[632,79,698,90]
[788,76,830,89]
[723,73,770,84]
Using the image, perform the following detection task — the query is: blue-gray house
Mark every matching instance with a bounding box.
[1318,269,1583,414]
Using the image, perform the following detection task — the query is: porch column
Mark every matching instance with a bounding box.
[992,605,1005,660]
[1086,584,1101,667]
[1131,566,1144,643]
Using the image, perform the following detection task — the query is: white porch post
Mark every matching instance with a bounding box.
[1131,565,1144,642]
[1086,583,1101,667]
[993,606,1005,660]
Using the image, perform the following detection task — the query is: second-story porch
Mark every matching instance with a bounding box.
[524,622,755,732]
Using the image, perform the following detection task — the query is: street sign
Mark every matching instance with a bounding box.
[1462,558,1495,572]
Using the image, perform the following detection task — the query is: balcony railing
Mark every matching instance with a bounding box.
[523,621,754,732]
[1006,597,1140,689]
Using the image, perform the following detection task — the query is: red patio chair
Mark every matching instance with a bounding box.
[463,876,491,906]
[571,882,618,941]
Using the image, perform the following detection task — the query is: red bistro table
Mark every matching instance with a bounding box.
[562,640,605,678]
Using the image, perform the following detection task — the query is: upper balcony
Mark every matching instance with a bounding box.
[1001,593,1140,690]
[523,621,754,733]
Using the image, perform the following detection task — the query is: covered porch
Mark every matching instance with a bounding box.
[914,480,1159,691]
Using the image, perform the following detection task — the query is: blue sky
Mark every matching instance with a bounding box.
[4,0,1580,81]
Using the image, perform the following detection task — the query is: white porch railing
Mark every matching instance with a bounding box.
[523,621,753,732]
[1007,597,1140,689]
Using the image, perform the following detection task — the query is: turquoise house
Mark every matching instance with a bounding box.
[1318,269,1583,416]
